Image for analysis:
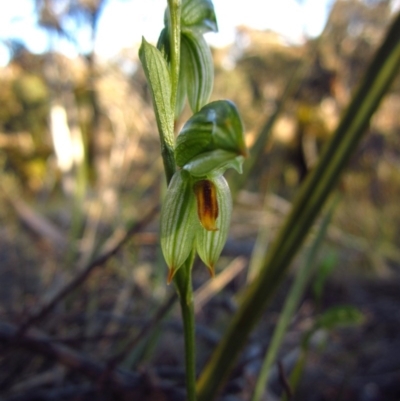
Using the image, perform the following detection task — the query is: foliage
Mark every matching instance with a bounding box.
[0,1,400,401]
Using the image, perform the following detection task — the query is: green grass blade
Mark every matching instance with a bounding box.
[251,195,338,401]
[197,12,400,401]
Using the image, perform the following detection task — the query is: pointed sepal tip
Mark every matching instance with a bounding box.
[167,267,176,285]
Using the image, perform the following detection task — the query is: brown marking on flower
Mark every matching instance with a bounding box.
[194,179,219,231]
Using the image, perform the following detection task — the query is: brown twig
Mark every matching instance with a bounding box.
[3,384,95,401]
[44,331,131,345]
[7,197,67,249]
[16,204,159,336]
[106,291,177,368]
[0,320,185,401]
[0,321,139,386]
[194,256,247,313]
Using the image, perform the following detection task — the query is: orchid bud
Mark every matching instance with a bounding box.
[160,170,198,283]
[195,175,232,277]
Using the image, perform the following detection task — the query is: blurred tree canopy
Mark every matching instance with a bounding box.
[0,0,398,200]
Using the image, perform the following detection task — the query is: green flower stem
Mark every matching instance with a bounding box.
[173,251,197,401]
[167,0,181,114]
[197,12,400,401]
[167,4,196,399]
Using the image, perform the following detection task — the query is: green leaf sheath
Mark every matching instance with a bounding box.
[181,0,218,34]
[157,27,171,60]
[175,100,247,173]
[175,120,215,167]
[157,26,188,118]
[210,101,246,154]
[197,11,400,401]
[139,38,176,182]
[182,31,214,113]
[158,0,217,116]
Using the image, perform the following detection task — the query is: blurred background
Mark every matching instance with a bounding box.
[0,1,400,400]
